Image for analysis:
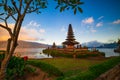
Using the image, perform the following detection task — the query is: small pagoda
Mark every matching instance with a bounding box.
[62,24,79,49]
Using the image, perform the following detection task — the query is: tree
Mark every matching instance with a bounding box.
[0,0,84,79]
[52,42,57,49]
[117,39,120,48]
[118,39,120,45]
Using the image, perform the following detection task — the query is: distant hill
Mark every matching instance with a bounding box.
[82,41,104,47]
[82,40,118,48]
[0,40,48,48]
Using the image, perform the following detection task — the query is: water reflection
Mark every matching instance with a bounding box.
[0,48,120,58]
[0,48,52,59]
[89,48,120,57]
[16,48,53,59]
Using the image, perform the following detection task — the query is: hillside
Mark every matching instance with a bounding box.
[82,40,118,48]
[0,40,48,48]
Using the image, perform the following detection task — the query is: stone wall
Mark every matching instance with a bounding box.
[95,64,120,80]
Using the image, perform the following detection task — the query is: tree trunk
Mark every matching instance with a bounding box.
[0,40,17,80]
[0,17,23,79]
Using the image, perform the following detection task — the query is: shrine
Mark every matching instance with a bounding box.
[62,24,79,49]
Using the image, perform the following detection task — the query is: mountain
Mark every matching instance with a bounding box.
[82,40,118,48]
[0,40,48,48]
[98,43,118,48]
[82,40,104,47]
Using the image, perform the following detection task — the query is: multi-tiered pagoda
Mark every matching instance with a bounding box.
[62,24,79,49]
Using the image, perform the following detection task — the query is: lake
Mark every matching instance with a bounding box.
[0,48,120,58]
[0,48,52,59]
[97,48,120,57]
[89,48,120,57]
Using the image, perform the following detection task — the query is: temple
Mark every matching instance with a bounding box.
[50,24,88,51]
[44,24,104,58]
[62,24,79,49]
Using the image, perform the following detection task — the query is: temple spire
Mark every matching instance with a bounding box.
[62,24,79,49]
[66,24,75,40]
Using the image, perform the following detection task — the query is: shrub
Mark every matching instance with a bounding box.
[0,54,28,80]
[43,49,105,58]
[28,60,63,76]
[6,56,27,80]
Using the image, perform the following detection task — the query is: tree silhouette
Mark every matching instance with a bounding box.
[117,39,120,48]
[0,0,83,79]
[52,42,57,49]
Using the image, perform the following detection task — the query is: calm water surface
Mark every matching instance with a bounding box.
[97,48,120,57]
[0,48,52,59]
[0,48,120,58]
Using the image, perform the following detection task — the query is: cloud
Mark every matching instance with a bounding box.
[0,21,45,41]
[82,17,94,24]
[28,21,41,27]
[39,29,45,33]
[90,29,96,33]
[112,19,120,24]
[81,17,96,33]
[98,16,104,20]
[61,26,66,32]
[96,22,103,27]
[88,26,97,33]
[19,21,45,41]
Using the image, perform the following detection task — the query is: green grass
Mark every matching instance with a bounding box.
[28,60,63,76]
[58,56,120,80]
[28,57,120,80]
[39,58,105,72]
[28,57,106,79]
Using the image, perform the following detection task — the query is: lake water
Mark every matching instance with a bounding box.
[97,48,120,57]
[0,48,52,59]
[0,48,120,58]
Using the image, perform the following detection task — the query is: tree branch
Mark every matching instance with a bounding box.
[10,14,17,21]
[23,0,33,16]
[0,24,13,39]
[11,0,21,16]
[19,0,22,13]
[0,17,5,21]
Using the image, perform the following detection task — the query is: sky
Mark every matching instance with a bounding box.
[0,0,120,45]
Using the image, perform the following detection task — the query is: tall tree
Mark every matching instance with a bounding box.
[0,0,84,79]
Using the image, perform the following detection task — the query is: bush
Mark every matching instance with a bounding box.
[0,54,5,65]
[0,54,28,80]
[28,60,63,76]
[6,56,27,80]
[43,49,105,58]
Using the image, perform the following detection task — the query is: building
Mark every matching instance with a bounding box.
[62,24,79,49]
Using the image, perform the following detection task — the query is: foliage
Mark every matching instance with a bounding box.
[43,49,105,58]
[0,54,28,80]
[0,54,5,66]
[6,57,27,80]
[55,0,84,14]
[28,60,63,76]
[118,39,120,44]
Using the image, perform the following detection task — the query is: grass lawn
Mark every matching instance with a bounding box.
[28,57,120,80]
[40,58,105,72]
[29,57,106,77]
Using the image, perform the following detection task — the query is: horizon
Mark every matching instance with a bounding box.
[0,0,120,45]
